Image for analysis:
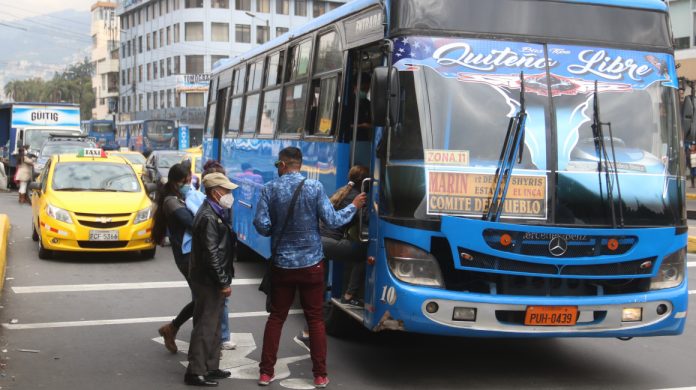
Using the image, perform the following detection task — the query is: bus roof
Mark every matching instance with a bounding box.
[212,0,667,75]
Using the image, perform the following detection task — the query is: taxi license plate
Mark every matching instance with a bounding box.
[524,306,578,326]
[89,230,119,241]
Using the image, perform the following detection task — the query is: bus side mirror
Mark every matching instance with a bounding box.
[371,66,400,127]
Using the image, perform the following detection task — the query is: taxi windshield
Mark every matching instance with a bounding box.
[112,153,146,165]
[52,162,141,192]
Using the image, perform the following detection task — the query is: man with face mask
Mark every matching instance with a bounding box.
[185,172,238,387]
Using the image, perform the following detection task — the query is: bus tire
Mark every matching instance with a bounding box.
[141,248,156,259]
[324,301,361,338]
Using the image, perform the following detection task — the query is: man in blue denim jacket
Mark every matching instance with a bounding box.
[253,146,366,388]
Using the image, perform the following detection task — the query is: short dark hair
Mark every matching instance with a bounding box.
[279,147,302,165]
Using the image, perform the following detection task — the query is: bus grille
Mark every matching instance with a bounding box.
[457,248,655,277]
[482,229,636,258]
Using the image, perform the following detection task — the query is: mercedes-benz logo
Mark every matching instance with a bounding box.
[548,236,568,257]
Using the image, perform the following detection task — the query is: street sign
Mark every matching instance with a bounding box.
[178,126,190,150]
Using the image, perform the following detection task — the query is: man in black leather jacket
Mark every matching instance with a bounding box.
[184,172,237,387]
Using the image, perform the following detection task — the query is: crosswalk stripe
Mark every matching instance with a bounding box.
[11,278,263,294]
[2,309,303,330]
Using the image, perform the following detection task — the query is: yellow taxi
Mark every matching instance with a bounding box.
[106,149,146,176]
[186,151,203,189]
[29,148,157,259]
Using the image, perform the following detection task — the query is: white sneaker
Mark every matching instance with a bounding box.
[221,340,237,350]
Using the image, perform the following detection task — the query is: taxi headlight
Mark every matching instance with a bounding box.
[650,248,686,290]
[134,206,152,224]
[46,204,72,224]
[385,239,444,288]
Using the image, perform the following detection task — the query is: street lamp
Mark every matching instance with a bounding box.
[244,11,269,43]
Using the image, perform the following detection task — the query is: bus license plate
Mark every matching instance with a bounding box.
[89,230,119,241]
[524,306,577,326]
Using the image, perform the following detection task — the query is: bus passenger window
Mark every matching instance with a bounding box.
[227,97,243,134]
[266,51,284,87]
[259,89,281,135]
[242,94,260,132]
[308,76,339,136]
[280,84,307,134]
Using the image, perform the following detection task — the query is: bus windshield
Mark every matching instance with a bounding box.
[386,36,682,227]
[145,121,175,142]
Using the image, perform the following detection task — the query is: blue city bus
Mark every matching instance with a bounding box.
[116,119,177,153]
[204,0,688,338]
[80,120,117,150]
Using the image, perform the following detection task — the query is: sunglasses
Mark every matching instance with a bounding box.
[274,160,285,168]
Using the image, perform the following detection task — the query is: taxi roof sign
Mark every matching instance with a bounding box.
[78,148,106,158]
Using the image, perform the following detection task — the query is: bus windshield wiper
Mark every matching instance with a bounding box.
[591,81,625,228]
[484,72,527,222]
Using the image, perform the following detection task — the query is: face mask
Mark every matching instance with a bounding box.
[179,184,191,197]
[218,193,234,209]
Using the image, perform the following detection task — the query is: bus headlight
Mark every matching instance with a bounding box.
[650,248,686,290]
[134,206,152,224]
[46,204,73,224]
[385,239,444,288]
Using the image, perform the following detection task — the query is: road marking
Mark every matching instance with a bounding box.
[2,309,302,330]
[11,278,262,294]
[688,262,696,268]
[690,290,696,295]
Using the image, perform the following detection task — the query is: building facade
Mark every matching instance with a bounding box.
[116,0,346,142]
[91,2,120,120]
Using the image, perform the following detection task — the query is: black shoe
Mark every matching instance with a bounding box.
[184,374,218,387]
[206,369,231,380]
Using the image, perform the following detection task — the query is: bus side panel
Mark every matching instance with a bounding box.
[220,137,350,259]
[202,137,218,163]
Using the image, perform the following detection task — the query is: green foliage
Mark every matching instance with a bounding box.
[3,58,96,120]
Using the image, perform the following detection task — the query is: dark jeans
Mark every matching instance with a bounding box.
[260,261,326,377]
[172,256,194,329]
[186,279,225,376]
[321,236,366,297]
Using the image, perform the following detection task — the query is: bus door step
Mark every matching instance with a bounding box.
[330,297,365,323]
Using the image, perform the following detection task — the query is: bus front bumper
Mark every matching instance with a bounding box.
[375,281,688,338]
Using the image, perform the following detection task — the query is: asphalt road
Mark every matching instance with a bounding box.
[0,190,694,390]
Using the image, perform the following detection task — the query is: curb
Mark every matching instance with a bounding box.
[0,214,9,295]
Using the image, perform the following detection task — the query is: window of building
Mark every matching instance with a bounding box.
[294,0,306,16]
[257,25,269,44]
[276,0,289,14]
[160,28,165,47]
[138,36,143,53]
[154,1,159,17]
[235,0,251,11]
[276,27,288,37]
[185,0,203,8]
[185,22,204,41]
[153,61,158,79]
[147,63,152,80]
[187,93,205,107]
[186,55,205,74]
[167,57,172,76]
[138,65,143,82]
[160,59,165,78]
[166,26,171,45]
[142,8,147,22]
[167,89,172,107]
[154,31,159,49]
[235,24,251,43]
[159,0,165,15]
[147,33,151,50]
[174,56,181,74]
[160,90,165,108]
[211,0,229,8]
[257,0,270,12]
[174,23,180,43]
[212,22,230,42]
[174,0,179,11]
[675,37,690,50]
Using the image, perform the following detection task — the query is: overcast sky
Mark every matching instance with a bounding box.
[2,0,97,21]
